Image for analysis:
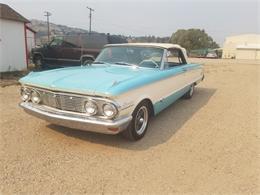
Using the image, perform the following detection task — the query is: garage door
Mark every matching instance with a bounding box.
[256,50,260,60]
[236,49,256,60]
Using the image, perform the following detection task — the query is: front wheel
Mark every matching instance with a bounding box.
[121,102,150,141]
[34,55,46,70]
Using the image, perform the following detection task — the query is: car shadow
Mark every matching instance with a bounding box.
[47,87,216,151]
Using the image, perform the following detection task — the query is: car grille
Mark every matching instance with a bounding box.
[38,90,86,113]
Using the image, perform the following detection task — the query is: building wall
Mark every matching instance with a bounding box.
[0,22,2,68]
[222,34,260,59]
[0,19,27,72]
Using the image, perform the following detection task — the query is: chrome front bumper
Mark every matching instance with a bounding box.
[20,102,132,134]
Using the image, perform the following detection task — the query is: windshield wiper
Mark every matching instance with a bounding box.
[92,61,108,64]
[114,62,137,66]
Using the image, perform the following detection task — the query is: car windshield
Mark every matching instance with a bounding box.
[94,46,164,68]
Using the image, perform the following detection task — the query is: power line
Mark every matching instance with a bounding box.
[86,6,94,33]
[44,11,52,42]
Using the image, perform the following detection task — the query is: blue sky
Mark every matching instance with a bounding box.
[1,0,259,45]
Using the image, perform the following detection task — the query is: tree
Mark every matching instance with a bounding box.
[169,29,219,51]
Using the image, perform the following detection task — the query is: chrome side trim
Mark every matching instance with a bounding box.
[20,102,132,135]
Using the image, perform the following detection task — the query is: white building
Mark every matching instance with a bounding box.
[222,34,260,60]
[0,4,31,72]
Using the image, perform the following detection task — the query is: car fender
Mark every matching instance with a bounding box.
[33,52,44,59]
[80,55,95,62]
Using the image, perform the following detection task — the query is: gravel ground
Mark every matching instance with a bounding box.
[0,59,259,194]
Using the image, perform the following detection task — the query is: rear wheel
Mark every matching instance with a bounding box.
[82,58,94,65]
[121,101,150,141]
[183,84,195,99]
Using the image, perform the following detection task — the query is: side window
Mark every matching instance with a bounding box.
[164,49,186,68]
[61,41,78,48]
[49,39,62,48]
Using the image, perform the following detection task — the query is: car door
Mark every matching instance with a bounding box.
[166,48,189,87]
[153,48,188,112]
[44,39,63,65]
[59,41,81,66]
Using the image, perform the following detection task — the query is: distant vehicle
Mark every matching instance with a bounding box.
[20,43,204,141]
[189,48,218,58]
[31,33,127,68]
[206,51,218,58]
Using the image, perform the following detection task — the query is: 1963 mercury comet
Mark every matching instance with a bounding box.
[19,43,204,140]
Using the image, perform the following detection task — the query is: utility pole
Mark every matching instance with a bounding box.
[44,11,52,42]
[86,6,94,33]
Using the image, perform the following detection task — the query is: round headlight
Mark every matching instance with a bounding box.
[103,103,118,118]
[84,100,98,116]
[31,90,41,104]
[21,88,31,102]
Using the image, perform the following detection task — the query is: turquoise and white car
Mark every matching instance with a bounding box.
[19,43,204,140]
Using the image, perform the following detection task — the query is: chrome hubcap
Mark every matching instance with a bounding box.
[135,106,148,135]
[190,85,194,96]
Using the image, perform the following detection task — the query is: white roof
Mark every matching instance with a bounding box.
[105,43,183,49]
[237,44,260,50]
[226,34,260,39]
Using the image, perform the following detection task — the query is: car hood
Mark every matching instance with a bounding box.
[19,65,158,97]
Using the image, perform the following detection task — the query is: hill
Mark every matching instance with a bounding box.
[28,19,91,44]
[28,19,170,44]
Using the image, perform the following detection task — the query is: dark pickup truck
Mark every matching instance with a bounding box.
[32,33,127,68]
